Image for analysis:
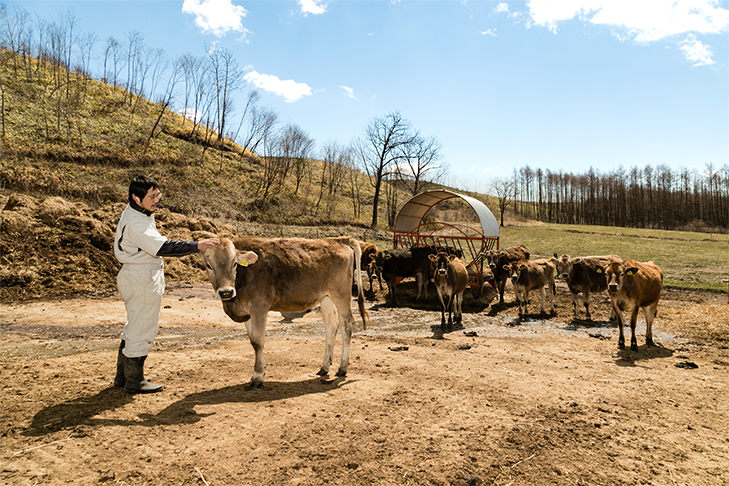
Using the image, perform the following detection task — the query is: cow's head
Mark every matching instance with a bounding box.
[504,262,525,284]
[485,250,500,269]
[429,252,455,277]
[603,262,639,295]
[370,251,386,272]
[553,254,572,279]
[201,238,258,300]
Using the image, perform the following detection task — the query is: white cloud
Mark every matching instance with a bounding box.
[339,85,358,100]
[494,3,510,15]
[679,34,716,66]
[299,0,327,15]
[182,0,249,37]
[481,29,497,37]
[178,107,203,122]
[244,69,312,103]
[526,0,729,39]
[524,0,729,64]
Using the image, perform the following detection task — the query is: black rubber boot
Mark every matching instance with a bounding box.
[124,356,163,394]
[113,340,126,387]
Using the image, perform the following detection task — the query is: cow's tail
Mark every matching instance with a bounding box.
[350,239,368,330]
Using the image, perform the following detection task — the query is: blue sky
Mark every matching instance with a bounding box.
[10,0,729,193]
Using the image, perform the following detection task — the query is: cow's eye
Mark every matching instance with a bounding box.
[206,263,212,270]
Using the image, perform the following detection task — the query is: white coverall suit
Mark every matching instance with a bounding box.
[113,204,169,358]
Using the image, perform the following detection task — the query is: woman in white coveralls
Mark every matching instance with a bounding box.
[113,175,219,393]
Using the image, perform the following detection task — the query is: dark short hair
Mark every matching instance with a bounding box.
[128,175,159,204]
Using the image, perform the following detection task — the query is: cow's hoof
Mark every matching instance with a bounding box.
[618,342,625,350]
[630,344,639,352]
[246,381,263,390]
[646,338,654,346]
[335,370,347,377]
[317,369,329,376]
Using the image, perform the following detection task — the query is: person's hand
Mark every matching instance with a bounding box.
[197,238,220,251]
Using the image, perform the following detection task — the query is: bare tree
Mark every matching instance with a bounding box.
[394,133,446,196]
[343,144,363,220]
[123,30,144,104]
[240,102,278,156]
[356,111,417,227]
[256,133,285,201]
[1,4,31,75]
[490,177,514,227]
[276,123,315,194]
[316,141,349,216]
[207,46,244,170]
[148,57,181,143]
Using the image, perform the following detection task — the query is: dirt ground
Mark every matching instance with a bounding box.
[1,277,727,486]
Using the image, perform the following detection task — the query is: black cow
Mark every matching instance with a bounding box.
[379,247,433,305]
[485,245,530,304]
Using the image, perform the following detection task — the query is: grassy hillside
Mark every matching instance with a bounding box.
[0,50,392,226]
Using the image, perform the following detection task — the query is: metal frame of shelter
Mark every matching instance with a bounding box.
[393,190,500,295]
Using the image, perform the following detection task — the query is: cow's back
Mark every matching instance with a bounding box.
[232,236,354,309]
[571,255,621,293]
[449,258,469,293]
[515,258,554,291]
[630,260,663,306]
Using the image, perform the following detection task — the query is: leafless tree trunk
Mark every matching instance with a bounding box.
[356,111,417,228]
[490,177,514,227]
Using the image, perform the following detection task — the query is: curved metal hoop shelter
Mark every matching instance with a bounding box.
[393,190,500,295]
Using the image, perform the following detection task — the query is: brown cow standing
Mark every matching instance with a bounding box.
[486,245,530,304]
[429,252,468,326]
[356,241,382,292]
[505,258,556,316]
[202,237,368,388]
[603,260,663,351]
[553,254,621,321]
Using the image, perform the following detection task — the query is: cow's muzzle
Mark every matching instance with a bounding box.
[608,284,619,294]
[216,287,236,300]
[561,273,569,278]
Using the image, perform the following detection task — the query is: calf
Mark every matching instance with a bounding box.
[505,258,556,316]
[429,252,468,326]
[202,236,368,388]
[603,260,663,351]
[553,254,621,320]
[486,245,530,304]
[356,241,382,292]
[379,247,432,305]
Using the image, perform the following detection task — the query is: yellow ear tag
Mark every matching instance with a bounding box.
[597,269,602,273]
[238,260,248,267]
[626,270,633,276]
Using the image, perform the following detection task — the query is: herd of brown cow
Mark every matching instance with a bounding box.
[201,236,663,387]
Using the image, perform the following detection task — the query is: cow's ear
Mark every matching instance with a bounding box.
[502,264,510,271]
[519,264,526,270]
[385,253,392,260]
[626,267,639,276]
[596,267,604,274]
[448,254,457,262]
[236,251,258,267]
[429,254,437,262]
[370,253,377,261]
[573,257,583,264]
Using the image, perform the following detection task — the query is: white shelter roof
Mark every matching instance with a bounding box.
[393,190,499,238]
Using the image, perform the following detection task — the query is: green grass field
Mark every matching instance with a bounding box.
[497,223,728,292]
